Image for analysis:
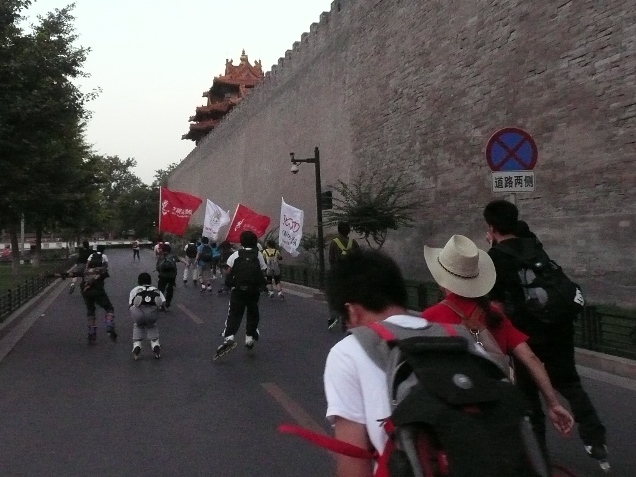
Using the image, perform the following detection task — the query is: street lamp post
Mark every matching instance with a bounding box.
[290,146,325,288]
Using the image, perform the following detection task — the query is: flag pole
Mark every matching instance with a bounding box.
[224,204,240,241]
[158,187,162,235]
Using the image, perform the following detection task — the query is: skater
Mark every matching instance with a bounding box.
[215,240,234,295]
[263,239,284,299]
[195,237,215,292]
[132,238,140,261]
[69,240,93,294]
[155,244,186,310]
[214,231,267,360]
[327,221,359,330]
[183,237,199,285]
[82,245,117,343]
[129,272,165,360]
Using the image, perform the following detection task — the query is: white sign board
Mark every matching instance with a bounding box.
[492,171,535,193]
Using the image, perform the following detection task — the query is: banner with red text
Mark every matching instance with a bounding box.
[279,198,303,257]
[159,187,203,236]
[225,204,271,243]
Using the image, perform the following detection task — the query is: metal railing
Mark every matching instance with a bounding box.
[281,265,636,360]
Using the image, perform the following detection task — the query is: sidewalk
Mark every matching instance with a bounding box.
[282,281,636,381]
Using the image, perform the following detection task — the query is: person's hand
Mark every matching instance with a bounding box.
[547,404,574,437]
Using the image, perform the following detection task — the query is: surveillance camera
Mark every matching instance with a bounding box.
[290,163,299,174]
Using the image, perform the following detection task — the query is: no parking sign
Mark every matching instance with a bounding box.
[486,127,537,193]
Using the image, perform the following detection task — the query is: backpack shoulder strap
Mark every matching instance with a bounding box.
[440,299,485,331]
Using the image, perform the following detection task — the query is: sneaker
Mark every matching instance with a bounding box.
[107,328,117,342]
[207,286,212,293]
[153,345,161,359]
[213,338,237,360]
[193,279,198,285]
[328,317,339,331]
[132,345,141,360]
[268,291,275,299]
[245,336,255,350]
[201,286,206,293]
[87,331,97,344]
[69,283,75,294]
[183,280,187,285]
[278,292,284,300]
[585,445,610,472]
[211,275,217,280]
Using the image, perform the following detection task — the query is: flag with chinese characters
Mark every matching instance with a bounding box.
[159,187,203,236]
[225,204,271,243]
[279,198,303,257]
[203,199,231,241]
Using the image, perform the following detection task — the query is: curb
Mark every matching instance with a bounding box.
[0,278,62,341]
[575,348,636,381]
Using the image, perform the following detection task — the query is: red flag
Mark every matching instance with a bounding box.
[225,204,271,243]
[159,187,203,236]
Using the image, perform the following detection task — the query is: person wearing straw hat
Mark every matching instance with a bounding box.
[421,235,573,447]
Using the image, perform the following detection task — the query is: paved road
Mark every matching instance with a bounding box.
[0,249,634,476]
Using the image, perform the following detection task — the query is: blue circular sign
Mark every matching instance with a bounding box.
[486,128,538,171]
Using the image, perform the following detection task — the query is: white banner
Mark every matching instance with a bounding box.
[203,199,230,241]
[279,198,303,257]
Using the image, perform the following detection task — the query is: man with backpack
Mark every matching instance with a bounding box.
[129,272,166,360]
[318,249,549,477]
[263,239,284,299]
[155,243,185,309]
[183,237,199,285]
[484,199,609,472]
[327,222,359,330]
[195,236,215,292]
[214,231,267,360]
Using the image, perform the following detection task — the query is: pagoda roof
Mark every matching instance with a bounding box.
[214,50,264,87]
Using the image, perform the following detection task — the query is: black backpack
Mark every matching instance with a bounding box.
[228,249,265,289]
[199,244,213,262]
[87,252,103,268]
[157,255,177,275]
[132,286,162,308]
[280,322,548,477]
[495,239,585,324]
[185,243,198,258]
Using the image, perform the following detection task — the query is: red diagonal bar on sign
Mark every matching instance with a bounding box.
[495,137,527,169]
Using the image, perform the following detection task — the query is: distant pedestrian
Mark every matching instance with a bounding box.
[327,221,359,330]
[82,245,117,343]
[215,240,234,295]
[129,272,165,360]
[132,238,140,261]
[155,243,185,310]
[183,237,199,285]
[214,231,267,360]
[263,239,284,299]
[69,240,93,294]
[195,236,215,293]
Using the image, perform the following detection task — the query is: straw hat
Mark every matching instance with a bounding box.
[423,235,496,298]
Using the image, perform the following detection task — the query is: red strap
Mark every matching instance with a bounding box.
[278,424,377,460]
[367,322,397,341]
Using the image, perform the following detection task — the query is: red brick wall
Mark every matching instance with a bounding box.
[170,0,636,305]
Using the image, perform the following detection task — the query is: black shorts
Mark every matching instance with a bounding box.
[266,274,281,285]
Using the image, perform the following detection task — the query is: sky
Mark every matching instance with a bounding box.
[23,0,334,184]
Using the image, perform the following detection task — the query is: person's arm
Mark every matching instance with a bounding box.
[332,417,374,477]
[257,251,267,271]
[512,343,573,436]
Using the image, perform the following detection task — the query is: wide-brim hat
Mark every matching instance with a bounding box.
[423,235,496,298]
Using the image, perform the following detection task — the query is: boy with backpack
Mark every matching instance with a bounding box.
[327,222,359,330]
[155,243,185,309]
[263,239,283,299]
[129,272,165,360]
[82,245,117,343]
[183,237,199,285]
[484,199,609,472]
[195,236,215,292]
[214,231,267,360]
[314,249,550,477]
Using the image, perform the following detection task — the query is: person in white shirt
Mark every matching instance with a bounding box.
[214,231,267,360]
[323,249,421,477]
[128,272,166,360]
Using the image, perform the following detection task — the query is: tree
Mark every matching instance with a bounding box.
[323,172,420,248]
[153,162,180,187]
[0,3,97,269]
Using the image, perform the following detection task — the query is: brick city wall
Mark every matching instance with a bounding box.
[169,0,636,305]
